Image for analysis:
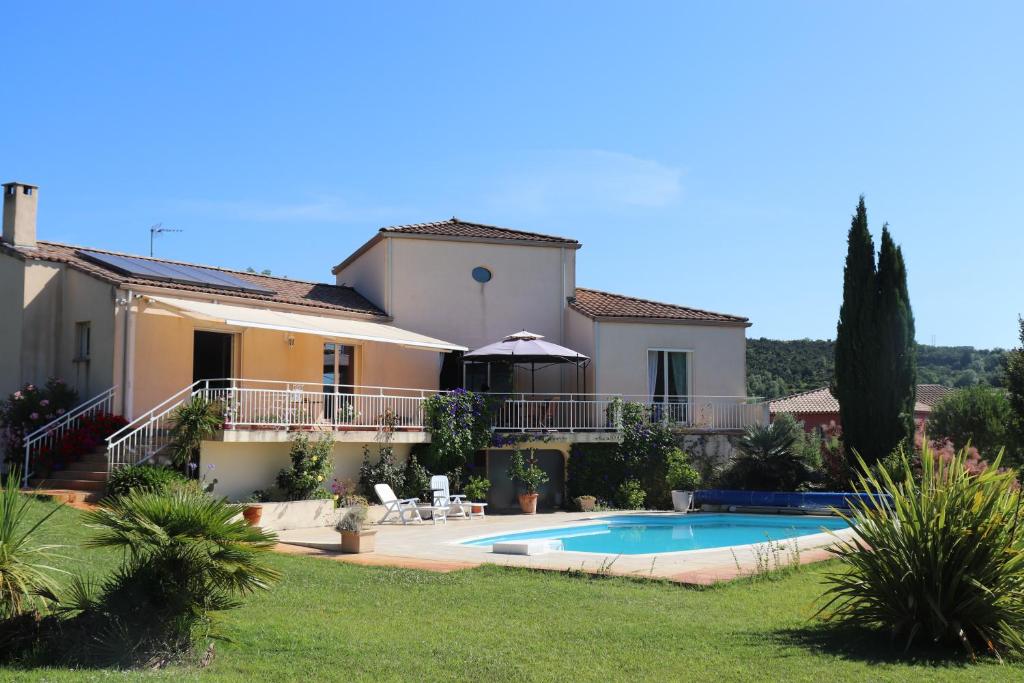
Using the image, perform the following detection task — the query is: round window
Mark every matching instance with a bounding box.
[472,266,492,283]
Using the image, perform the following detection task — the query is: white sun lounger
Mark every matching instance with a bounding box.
[430,475,487,520]
[374,483,447,525]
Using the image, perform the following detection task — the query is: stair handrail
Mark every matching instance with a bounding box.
[22,385,119,487]
[104,380,207,449]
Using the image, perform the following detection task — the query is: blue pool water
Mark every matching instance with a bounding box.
[463,514,850,555]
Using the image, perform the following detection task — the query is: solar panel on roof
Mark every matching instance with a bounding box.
[77,250,277,295]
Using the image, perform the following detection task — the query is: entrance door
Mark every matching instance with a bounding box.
[193,331,234,389]
[323,343,356,421]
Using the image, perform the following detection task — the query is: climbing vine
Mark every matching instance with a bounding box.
[421,389,492,473]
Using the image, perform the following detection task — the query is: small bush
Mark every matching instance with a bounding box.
[928,386,1018,466]
[399,452,430,500]
[819,443,1024,659]
[105,465,188,498]
[507,449,549,494]
[357,444,404,498]
[463,476,490,502]
[615,479,646,510]
[665,449,701,491]
[276,433,334,500]
[336,504,368,533]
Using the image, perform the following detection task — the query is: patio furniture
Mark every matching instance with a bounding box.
[430,475,486,519]
[374,483,449,525]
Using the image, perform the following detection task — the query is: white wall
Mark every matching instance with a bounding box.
[201,439,413,502]
[593,321,748,397]
[334,238,388,311]
[387,237,574,351]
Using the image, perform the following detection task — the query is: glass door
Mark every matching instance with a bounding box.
[648,350,689,422]
[323,343,356,422]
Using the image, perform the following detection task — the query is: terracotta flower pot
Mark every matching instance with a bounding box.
[472,504,484,515]
[518,493,539,514]
[242,504,263,526]
[340,529,377,554]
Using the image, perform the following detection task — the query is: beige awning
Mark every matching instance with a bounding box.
[144,295,467,352]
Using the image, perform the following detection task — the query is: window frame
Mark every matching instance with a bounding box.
[646,348,693,402]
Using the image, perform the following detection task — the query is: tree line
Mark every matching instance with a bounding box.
[748,338,1007,399]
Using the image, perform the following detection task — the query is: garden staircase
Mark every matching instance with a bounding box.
[27,446,109,502]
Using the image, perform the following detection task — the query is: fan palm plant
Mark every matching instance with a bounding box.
[0,469,64,618]
[69,487,280,662]
[167,395,223,470]
[722,421,813,490]
[819,443,1024,659]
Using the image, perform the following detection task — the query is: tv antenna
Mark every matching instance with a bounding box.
[149,223,183,257]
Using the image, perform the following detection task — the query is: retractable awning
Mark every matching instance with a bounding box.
[144,295,467,352]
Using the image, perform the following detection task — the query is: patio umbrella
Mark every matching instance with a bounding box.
[464,330,590,393]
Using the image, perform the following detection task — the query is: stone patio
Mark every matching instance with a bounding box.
[275,511,854,585]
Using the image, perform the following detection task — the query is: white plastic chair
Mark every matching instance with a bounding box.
[430,475,486,519]
[374,483,447,525]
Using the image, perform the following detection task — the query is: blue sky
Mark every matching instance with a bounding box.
[3,2,1021,348]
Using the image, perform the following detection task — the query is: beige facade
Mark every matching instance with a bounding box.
[0,256,118,400]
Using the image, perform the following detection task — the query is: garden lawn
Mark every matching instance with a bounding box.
[3,500,1022,682]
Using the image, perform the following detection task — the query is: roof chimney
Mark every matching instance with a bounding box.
[3,181,39,248]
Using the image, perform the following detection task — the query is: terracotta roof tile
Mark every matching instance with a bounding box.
[569,287,749,324]
[770,384,951,415]
[2,241,386,318]
[379,217,578,245]
[915,384,954,408]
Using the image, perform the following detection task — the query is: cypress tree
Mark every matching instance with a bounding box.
[874,226,916,456]
[833,197,877,462]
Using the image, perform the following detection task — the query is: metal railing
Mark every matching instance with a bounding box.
[22,386,118,486]
[211,379,433,430]
[625,395,769,430]
[488,393,622,432]
[100,381,769,475]
[105,381,204,472]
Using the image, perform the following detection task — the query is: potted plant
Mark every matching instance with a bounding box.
[666,449,701,513]
[463,475,491,514]
[337,503,376,553]
[242,489,272,526]
[507,449,549,514]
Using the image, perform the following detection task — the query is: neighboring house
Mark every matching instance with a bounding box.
[1,181,763,506]
[769,384,953,433]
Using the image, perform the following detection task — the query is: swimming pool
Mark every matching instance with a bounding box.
[462,514,850,555]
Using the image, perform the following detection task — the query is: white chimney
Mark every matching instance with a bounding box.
[2,181,39,248]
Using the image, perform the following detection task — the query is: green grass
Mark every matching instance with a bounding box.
[3,500,1023,682]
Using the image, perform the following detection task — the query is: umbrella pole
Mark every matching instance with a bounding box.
[531,362,535,394]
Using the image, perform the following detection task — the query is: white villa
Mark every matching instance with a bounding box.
[1,180,765,507]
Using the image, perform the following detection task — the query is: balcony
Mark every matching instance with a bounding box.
[201,380,767,434]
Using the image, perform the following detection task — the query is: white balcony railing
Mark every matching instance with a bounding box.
[102,380,768,473]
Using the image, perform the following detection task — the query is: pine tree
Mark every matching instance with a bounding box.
[833,197,877,462]
[874,225,916,455]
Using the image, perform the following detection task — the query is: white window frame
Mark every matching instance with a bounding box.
[646,348,692,402]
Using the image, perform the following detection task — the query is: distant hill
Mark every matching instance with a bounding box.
[747,338,1008,399]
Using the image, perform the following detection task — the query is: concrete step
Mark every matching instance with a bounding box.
[64,459,108,472]
[22,488,101,504]
[47,469,107,481]
[29,478,105,492]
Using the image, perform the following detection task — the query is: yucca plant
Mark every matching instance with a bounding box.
[0,468,64,619]
[167,395,223,470]
[818,442,1024,660]
[65,487,280,664]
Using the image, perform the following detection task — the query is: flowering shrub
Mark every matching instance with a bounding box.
[0,379,79,464]
[276,433,334,500]
[422,389,492,474]
[35,412,127,474]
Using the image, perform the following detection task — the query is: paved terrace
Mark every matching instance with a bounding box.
[276,511,855,585]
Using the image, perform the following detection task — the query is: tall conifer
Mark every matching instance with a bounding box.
[833,197,877,461]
